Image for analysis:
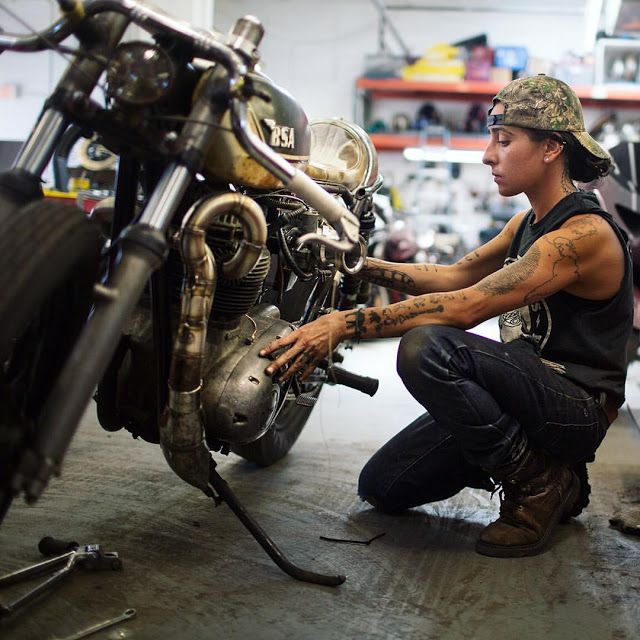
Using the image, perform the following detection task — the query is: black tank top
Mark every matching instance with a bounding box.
[498,191,633,406]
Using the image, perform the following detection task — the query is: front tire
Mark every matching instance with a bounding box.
[0,200,101,522]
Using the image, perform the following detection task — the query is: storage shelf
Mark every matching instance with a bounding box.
[356,77,640,106]
[356,78,504,101]
[357,78,640,154]
[371,133,488,151]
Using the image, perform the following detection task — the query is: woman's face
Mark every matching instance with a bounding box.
[482,102,547,197]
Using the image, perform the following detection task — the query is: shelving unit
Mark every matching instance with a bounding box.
[356,77,640,155]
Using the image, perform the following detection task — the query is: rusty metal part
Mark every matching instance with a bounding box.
[161,192,266,490]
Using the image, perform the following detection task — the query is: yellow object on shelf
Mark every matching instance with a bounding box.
[43,188,78,200]
[70,176,91,191]
[401,43,465,82]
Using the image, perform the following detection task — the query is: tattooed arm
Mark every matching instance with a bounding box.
[351,213,625,340]
[357,211,526,295]
[260,213,624,381]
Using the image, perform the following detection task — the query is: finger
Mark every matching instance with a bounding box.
[265,343,306,377]
[298,359,317,382]
[259,334,294,358]
[278,350,310,382]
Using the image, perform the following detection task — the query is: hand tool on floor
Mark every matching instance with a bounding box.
[0,537,123,618]
[57,608,136,640]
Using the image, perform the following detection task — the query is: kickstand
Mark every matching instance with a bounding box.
[206,459,346,586]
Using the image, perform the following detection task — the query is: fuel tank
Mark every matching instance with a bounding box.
[200,70,311,189]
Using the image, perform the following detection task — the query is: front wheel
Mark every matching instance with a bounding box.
[0,200,101,522]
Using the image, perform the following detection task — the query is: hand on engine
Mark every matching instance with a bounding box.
[260,312,345,382]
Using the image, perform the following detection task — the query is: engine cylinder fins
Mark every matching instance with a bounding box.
[210,248,271,320]
[205,212,246,262]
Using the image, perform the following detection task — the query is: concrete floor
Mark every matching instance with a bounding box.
[1,325,639,640]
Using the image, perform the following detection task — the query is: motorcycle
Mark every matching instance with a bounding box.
[0,0,382,587]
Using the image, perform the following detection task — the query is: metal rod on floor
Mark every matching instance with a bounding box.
[206,461,346,586]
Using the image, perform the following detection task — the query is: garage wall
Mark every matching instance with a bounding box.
[0,1,59,140]
[214,0,587,122]
[0,1,587,141]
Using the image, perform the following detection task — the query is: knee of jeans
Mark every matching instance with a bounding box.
[396,325,455,382]
[358,461,389,511]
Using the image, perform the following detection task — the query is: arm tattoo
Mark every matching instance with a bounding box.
[354,291,467,338]
[476,245,541,295]
[563,215,599,239]
[456,250,481,265]
[345,309,367,341]
[360,266,416,291]
[413,263,439,273]
[475,216,599,304]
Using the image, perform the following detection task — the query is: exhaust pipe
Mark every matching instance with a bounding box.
[160,193,267,490]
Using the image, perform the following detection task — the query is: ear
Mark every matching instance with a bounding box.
[543,137,564,162]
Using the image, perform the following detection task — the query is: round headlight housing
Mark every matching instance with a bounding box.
[107,41,175,106]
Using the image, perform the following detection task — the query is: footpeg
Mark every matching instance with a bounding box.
[295,393,318,407]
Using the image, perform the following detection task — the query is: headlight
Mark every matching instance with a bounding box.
[107,41,175,106]
[306,119,379,191]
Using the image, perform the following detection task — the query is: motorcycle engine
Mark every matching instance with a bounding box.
[97,194,323,446]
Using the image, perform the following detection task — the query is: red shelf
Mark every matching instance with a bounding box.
[356,78,504,101]
[370,133,488,152]
[356,77,640,107]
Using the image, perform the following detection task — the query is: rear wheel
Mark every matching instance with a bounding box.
[0,200,101,521]
[231,382,323,467]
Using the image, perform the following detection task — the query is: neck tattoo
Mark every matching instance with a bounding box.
[561,171,577,195]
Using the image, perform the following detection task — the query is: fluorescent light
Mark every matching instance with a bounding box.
[403,147,485,164]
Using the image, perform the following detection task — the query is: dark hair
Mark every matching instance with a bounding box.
[526,129,612,182]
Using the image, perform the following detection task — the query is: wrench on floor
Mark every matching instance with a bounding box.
[58,608,136,640]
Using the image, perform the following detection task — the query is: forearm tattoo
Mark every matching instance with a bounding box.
[345,308,367,342]
[456,250,481,265]
[359,266,417,292]
[345,291,467,339]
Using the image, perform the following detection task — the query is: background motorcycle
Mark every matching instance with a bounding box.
[0,0,381,586]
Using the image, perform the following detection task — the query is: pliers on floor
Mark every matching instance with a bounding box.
[0,537,122,618]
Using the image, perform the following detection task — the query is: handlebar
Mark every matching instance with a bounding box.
[0,0,245,86]
[0,0,361,250]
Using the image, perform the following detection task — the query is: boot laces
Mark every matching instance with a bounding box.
[490,481,527,522]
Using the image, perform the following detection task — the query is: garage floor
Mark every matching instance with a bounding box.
[1,325,639,640]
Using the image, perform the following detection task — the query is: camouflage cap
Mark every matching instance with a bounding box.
[489,74,610,160]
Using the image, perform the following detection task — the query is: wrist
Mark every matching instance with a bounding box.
[346,308,366,343]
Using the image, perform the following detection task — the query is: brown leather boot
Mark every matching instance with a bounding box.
[475,450,580,558]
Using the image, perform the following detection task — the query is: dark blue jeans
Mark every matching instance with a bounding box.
[358,326,610,512]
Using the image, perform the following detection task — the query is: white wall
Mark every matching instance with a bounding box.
[0,1,60,140]
[0,1,588,141]
[214,0,587,122]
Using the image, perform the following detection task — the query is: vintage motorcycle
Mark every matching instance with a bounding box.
[0,0,382,586]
